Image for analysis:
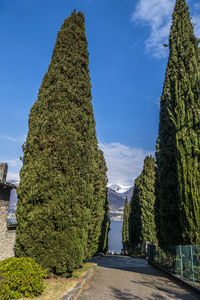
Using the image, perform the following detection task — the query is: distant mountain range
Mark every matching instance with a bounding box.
[108,184,134,221]
[108,183,132,194]
[119,187,134,202]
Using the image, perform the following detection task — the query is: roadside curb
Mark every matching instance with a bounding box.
[148,261,200,296]
[59,264,97,300]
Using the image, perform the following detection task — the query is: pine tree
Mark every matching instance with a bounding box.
[129,156,157,249]
[16,10,106,275]
[122,197,129,251]
[156,0,200,245]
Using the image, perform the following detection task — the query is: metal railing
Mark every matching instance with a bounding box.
[146,243,200,287]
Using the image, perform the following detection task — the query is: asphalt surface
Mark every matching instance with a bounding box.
[77,255,199,300]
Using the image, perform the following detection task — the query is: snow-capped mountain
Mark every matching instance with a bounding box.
[107,183,132,194]
[107,184,134,221]
[120,186,134,202]
[107,188,125,221]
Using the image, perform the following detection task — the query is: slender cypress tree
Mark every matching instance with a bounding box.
[16,10,106,275]
[97,150,110,254]
[122,197,129,251]
[154,160,161,243]
[86,150,109,258]
[98,188,110,254]
[129,156,157,249]
[129,179,141,249]
[156,0,200,245]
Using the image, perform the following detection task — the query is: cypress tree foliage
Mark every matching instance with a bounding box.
[129,156,157,249]
[154,160,162,243]
[156,0,200,245]
[129,183,141,250]
[86,150,109,258]
[16,10,107,275]
[122,197,129,251]
[96,150,110,254]
[98,188,110,254]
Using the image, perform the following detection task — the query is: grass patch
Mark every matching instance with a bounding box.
[20,263,95,300]
[72,262,94,278]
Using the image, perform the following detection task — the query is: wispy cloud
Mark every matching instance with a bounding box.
[132,0,200,58]
[0,135,18,142]
[99,142,154,186]
[132,0,174,58]
[0,134,26,143]
[6,158,22,168]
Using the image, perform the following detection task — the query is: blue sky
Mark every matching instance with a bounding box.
[0,0,199,186]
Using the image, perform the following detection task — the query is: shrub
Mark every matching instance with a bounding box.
[0,257,47,299]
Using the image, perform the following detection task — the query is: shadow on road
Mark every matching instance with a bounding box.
[110,287,144,299]
[110,286,196,300]
[89,255,198,300]
[91,255,165,277]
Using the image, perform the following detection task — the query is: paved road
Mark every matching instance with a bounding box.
[77,255,199,300]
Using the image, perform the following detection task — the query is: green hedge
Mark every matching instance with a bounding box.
[0,257,47,299]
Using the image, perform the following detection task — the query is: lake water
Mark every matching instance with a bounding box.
[108,220,123,254]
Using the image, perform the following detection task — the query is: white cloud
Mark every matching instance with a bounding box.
[132,0,174,58]
[0,135,18,142]
[7,172,20,184]
[132,0,200,58]
[6,158,22,168]
[1,158,22,183]
[0,134,26,143]
[99,142,154,186]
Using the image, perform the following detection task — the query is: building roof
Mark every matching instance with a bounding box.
[0,181,17,190]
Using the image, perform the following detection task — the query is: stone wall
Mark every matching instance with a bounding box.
[0,187,16,261]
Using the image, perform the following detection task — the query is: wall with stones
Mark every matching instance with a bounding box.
[0,188,16,261]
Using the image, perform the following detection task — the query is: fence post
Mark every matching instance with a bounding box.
[178,245,183,277]
[190,245,195,284]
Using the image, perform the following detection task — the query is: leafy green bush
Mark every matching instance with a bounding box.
[0,257,47,299]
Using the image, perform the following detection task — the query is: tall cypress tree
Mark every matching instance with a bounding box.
[122,197,129,251]
[129,156,157,249]
[16,10,106,275]
[98,188,110,254]
[154,160,162,243]
[97,150,110,254]
[86,150,109,258]
[156,0,200,245]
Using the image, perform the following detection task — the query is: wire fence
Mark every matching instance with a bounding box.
[145,243,200,287]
